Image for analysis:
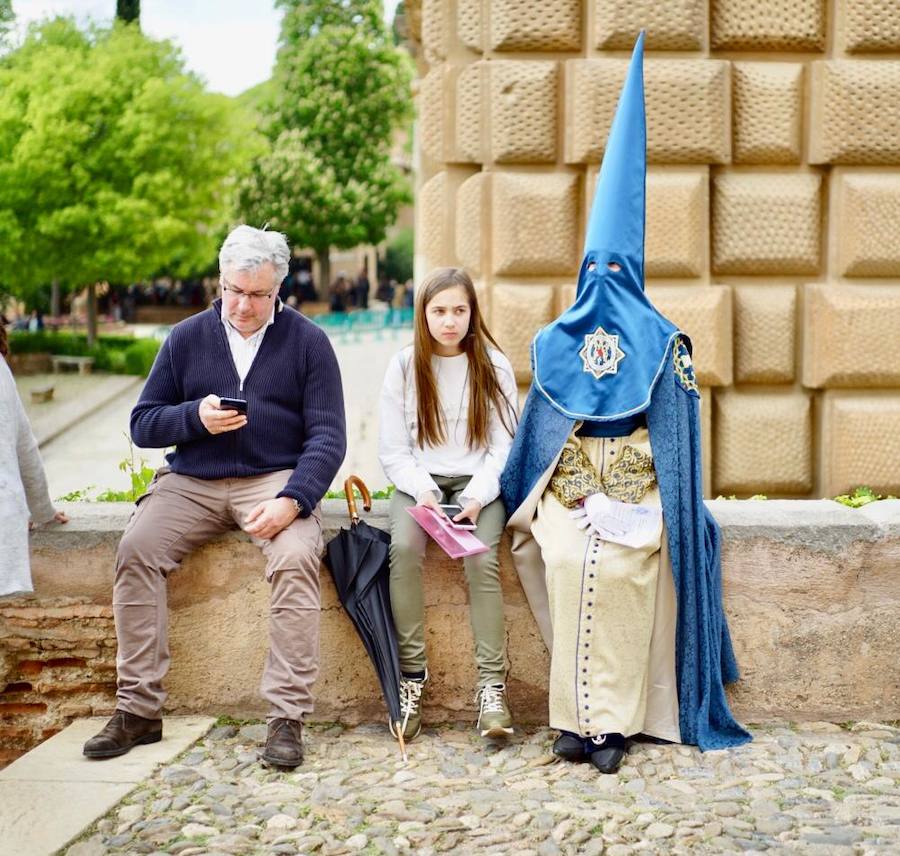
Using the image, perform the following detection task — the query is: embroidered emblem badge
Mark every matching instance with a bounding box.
[579,326,626,380]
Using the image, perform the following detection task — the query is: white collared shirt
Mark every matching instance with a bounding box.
[220,306,276,387]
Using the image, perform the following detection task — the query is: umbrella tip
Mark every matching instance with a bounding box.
[395,724,408,762]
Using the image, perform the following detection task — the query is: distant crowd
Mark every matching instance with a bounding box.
[4,256,411,333]
[327,269,413,313]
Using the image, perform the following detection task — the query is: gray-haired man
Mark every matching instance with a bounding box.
[83,226,346,767]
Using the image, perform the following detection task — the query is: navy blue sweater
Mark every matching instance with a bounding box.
[130,300,346,516]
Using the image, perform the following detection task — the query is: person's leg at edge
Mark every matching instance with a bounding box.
[387,487,431,740]
[457,492,513,738]
[84,473,232,759]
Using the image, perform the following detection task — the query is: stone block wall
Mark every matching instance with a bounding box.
[411,0,900,498]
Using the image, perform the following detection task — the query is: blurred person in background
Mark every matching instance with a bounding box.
[354,267,370,310]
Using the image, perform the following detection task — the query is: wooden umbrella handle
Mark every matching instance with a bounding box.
[344,475,372,524]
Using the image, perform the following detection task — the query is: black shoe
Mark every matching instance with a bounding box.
[630,732,674,745]
[83,710,162,759]
[588,732,627,774]
[260,718,304,768]
[552,731,587,763]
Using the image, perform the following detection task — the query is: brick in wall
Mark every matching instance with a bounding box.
[0,597,117,768]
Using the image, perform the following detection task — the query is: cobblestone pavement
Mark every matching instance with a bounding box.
[66,720,900,856]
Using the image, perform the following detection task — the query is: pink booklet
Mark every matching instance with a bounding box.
[405,506,490,559]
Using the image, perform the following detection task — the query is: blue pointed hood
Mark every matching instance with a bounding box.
[531,31,681,422]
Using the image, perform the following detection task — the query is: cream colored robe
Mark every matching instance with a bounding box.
[508,424,681,742]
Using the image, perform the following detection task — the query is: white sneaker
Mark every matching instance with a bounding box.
[476,683,514,738]
[389,669,428,741]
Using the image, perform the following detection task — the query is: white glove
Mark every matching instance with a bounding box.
[569,492,662,549]
[569,492,627,537]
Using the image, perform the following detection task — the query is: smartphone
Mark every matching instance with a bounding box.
[218,396,249,415]
[439,504,477,530]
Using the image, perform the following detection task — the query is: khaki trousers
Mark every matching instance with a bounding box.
[113,469,323,722]
[388,475,508,686]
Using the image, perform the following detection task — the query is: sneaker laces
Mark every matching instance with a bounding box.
[476,684,506,725]
[398,676,425,733]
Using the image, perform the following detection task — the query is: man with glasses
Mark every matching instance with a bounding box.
[83,225,346,768]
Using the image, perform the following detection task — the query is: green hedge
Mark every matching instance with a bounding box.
[123,339,161,376]
[8,331,161,377]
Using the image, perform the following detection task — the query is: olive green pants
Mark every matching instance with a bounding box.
[388,475,508,686]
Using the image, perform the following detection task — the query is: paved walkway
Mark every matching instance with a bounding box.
[35,379,162,501]
[0,717,215,856]
[18,373,143,448]
[60,720,899,856]
[329,327,412,493]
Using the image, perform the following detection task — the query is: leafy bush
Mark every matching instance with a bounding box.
[380,227,413,285]
[7,330,159,376]
[56,439,157,503]
[326,484,395,501]
[124,339,161,376]
[833,486,896,508]
[98,347,128,373]
[94,454,156,502]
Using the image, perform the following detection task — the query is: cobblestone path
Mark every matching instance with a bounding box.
[66,721,900,856]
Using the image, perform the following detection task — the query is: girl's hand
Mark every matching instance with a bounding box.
[454,500,482,526]
[30,511,70,531]
[417,492,444,515]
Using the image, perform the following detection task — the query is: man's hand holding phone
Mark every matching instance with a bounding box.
[199,394,248,434]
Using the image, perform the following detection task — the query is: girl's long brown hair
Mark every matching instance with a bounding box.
[413,267,516,450]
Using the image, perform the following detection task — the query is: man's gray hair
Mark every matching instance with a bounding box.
[218,225,290,284]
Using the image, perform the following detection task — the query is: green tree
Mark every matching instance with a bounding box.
[380,226,413,284]
[0,18,262,343]
[116,1,140,26]
[241,0,413,289]
[277,0,384,38]
[0,0,14,50]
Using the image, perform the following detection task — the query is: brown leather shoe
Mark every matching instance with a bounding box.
[260,718,303,768]
[83,710,162,759]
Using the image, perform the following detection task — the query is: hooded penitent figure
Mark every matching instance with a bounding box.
[499,32,750,760]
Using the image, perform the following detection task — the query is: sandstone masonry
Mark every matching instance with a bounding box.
[411,0,900,498]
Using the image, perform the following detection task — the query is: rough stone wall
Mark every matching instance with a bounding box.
[2,501,897,766]
[0,599,117,767]
[414,0,900,498]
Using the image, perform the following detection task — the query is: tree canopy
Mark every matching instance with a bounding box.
[0,18,261,333]
[0,1,14,49]
[241,0,413,283]
[275,0,384,40]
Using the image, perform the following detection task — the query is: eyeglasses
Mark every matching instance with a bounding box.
[221,278,276,302]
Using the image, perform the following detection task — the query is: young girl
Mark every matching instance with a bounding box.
[378,267,519,741]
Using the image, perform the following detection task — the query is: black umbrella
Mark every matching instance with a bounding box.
[324,476,406,759]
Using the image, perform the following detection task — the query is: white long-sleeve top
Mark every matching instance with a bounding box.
[1,357,56,595]
[378,346,519,507]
